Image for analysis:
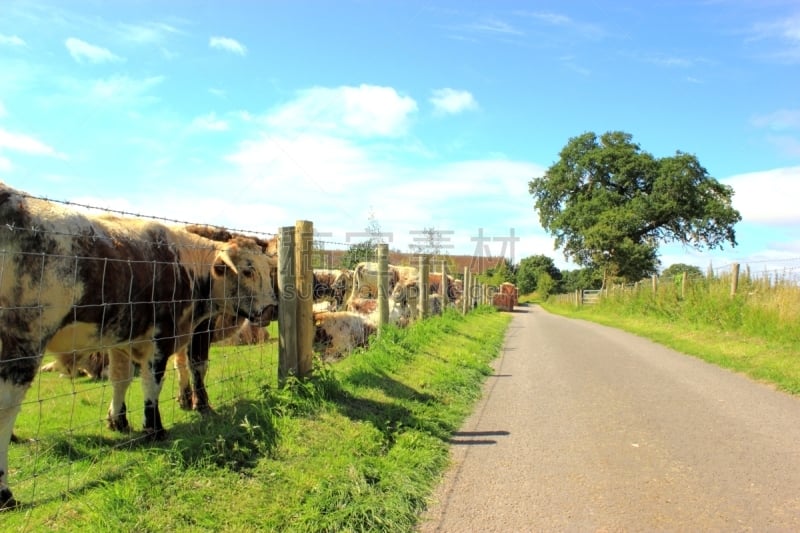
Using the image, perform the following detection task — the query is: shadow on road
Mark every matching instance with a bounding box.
[449,430,510,446]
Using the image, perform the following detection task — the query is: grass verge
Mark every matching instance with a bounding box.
[6,307,511,532]
[540,300,800,395]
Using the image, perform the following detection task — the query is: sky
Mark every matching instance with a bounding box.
[1,1,799,276]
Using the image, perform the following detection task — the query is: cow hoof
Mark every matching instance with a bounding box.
[177,391,193,411]
[107,416,131,433]
[0,489,19,510]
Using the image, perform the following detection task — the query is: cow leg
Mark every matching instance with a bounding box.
[140,348,169,439]
[188,320,213,414]
[0,381,28,510]
[173,349,192,411]
[0,340,40,510]
[106,349,133,432]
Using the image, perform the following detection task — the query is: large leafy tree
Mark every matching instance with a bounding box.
[516,255,562,294]
[529,131,741,285]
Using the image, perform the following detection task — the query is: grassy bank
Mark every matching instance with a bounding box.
[7,307,512,532]
[541,273,800,395]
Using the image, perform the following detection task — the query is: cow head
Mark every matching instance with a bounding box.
[211,238,278,327]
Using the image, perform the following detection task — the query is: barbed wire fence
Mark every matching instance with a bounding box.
[4,191,507,507]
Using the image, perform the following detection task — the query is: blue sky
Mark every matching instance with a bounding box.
[1,1,799,274]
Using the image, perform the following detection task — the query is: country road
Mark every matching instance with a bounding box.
[417,304,800,532]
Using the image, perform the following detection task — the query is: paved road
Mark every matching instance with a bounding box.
[417,305,800,532]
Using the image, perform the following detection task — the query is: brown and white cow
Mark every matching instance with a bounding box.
[0,183,278,509]
[169,225,278,414]
[313,310,376,360]
[313,268,353,309]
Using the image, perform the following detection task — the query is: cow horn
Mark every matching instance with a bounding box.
[217,250,239,276]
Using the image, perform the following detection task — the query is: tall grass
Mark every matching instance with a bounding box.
[596,272,800,344]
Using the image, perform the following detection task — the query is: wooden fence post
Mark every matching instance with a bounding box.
[466,270,474,310]
[652,274,658,294]
[681,271,688,299]
[278,226,297,385]
[441,260,449,308]
[295,220,314,378]
[418,255,429,319]
[377,243,389,331]
[462,267,468,314]
[731,262,740,297]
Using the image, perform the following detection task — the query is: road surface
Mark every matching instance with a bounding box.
[417,305,800,532]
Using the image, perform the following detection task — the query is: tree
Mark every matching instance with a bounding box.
[529,131,741,286]
[559,268,602,293]
[536,272,555,299]
[477,258,517,286]
[516,255,562,294]
[661,263,703,279]
[339,211,384,269]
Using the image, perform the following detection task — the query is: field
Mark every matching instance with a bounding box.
[6,308,512,532]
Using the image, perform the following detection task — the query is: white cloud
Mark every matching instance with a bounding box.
[748,15,800,63]
[88,75,164,104]
[466,18,524,36]
[65,37,122,64]
[725,166,800,225]
[209,36,247,56]
[266,85,418,137]
[430,88,478,115]
[0,127,64,158]
[0,34,26,47]
[119,22,182,45]
[752,108,800,131]
[189,113,229,132]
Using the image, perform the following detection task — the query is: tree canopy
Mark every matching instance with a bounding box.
[661,263,704,279]
[529,131,741,284]
[516,254,562,294]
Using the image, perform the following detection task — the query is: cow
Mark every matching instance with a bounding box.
[170,225,279,414]
[40,351,110,380]
[313,268,353,309]
[350,261,399,299]
[313,311,376,360]
[0,182,278,509]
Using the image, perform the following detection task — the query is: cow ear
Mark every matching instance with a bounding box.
[214,251,239,276]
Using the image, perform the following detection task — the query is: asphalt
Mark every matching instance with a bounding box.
[417,304,800,532]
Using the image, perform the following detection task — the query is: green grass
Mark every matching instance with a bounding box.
[542,275,800,395]
[6,307,511,532]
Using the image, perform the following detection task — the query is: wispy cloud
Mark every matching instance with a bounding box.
[465,18,524,36]
[747,14,800,63]
[752,108,800,131]
[189,112,229,132]
[209,36,247,56]
[119,21,183,45]
[0,127,64,158]
[87,75,164,104]
[266,84,418,138]
[65,37,122,64]
[0,34,26,47]
[430,88,478,115]
[515,10,607,39]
